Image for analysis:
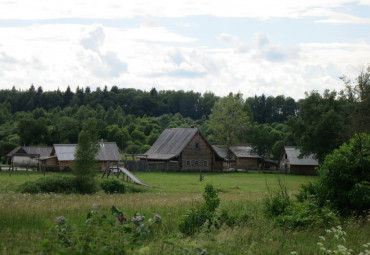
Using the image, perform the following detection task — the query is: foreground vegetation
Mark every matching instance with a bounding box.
[1,171,369,254]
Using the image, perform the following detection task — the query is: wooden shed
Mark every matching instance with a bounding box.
[211,145,261,170]
[229,146,261,170]
[280,146,319,175]
[41,142,121,171]
[6,146,52,167]
[144,128,223,171]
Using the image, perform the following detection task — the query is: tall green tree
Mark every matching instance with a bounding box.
[288,90,352,163]
[208,93,250,157]
[73,129,99,194]
[341,66,370,133]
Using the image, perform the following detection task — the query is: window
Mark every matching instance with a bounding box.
[195,143,199,148]
[203,160,208,166]
[186,160,190,166]
[195,160,199,166]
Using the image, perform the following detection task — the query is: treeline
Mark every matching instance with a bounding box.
[0,66,368,163]
[0,85,299,162]
[0,86,218,120]
[0,85,298,123]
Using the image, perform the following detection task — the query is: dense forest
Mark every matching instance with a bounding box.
[0,67,369,163]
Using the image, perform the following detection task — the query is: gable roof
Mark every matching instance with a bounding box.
[53,142,121,162]
[230,146,261,159]
[145,128,201,160]
[24,146,53,157]
[7,146,52,157]
[284,146,319,166]
[96,142,121,161]
[211,145,228,159]
[53,144,76,161]
[6,146,25,157]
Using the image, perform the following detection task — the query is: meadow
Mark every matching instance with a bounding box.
[0,171,369,254]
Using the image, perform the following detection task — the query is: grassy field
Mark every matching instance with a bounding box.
[0,171,369,254]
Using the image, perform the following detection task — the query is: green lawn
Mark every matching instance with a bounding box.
[0,171,368,255]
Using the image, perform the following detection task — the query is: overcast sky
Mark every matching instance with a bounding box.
[1,0,370,99]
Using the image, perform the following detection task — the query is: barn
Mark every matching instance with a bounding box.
[280,146,319,175]
[144,128,223,171]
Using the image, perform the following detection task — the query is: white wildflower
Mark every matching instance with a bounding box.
[57,216,66,225]
[154,214,162,223]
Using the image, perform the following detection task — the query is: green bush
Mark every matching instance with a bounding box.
[264,191,292,218]
[18,176,77,194]
[179,207,212,235]
[295,181,318,202]
[101,179,126,194]
[37,176,77,193]
[18,181,41,193]
[178,183,219,235]
[274,200,339,229]
[317,133,370,215]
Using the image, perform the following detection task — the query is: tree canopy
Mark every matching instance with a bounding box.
[208,93,250,156]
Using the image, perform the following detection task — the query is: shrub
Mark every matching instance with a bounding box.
[101,179,126,194]
[264,184,292,218]
[295,181,318,202]
[274,200,339,229]
[317,133,370,215]
[18,176,77,194]
[179,183,219,235]
[37,176,77,193]
[264,179,339,229]
[18,181,41,193]
[179,207,212,235]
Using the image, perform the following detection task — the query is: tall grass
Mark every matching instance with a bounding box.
[0,171,368,254]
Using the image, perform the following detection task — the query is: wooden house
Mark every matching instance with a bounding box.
[229,146,261,170]
[280,146,319,175]
[6,146,52,167]
[41,142,121,171]
[144,128,223,171]
[212,145,261,170]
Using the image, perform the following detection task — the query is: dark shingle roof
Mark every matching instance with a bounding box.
[145,128,199,160]
[211,145,228,159]
[284,146,319,166]
[24,146,52,157]
[6,146,52,157]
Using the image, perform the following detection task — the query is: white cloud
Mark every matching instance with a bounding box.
[0,0,370,99]
[0,0,368,20]
[316,12,370,24]
[1,20,369,99]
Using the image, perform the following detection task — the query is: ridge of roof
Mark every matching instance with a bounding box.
[145,128,200,160]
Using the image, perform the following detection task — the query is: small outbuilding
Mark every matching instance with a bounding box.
[211,145,261,170]
[6,146,52,167]
[280,146,319,175]
[144,128,223,171]
[41,142,121,171]
[229,146,261,170]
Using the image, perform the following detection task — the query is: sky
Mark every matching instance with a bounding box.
[0,0,370,99]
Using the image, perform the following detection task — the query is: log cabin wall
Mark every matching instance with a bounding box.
[180,133,213,171]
